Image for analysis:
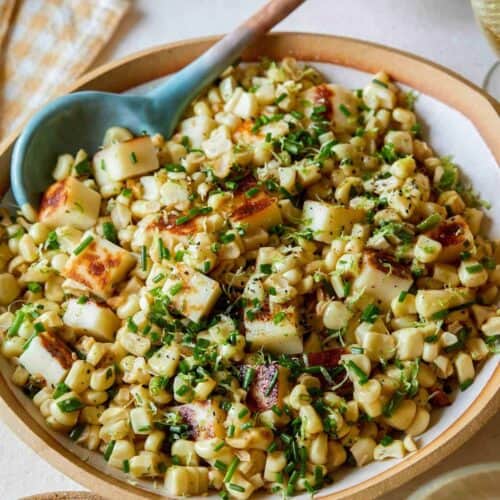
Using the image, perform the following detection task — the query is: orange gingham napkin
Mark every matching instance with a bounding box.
[0,0,129,142]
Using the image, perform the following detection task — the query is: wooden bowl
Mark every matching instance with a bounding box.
[0,33,499,500]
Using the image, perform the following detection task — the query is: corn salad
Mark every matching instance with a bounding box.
[0,58,499,498]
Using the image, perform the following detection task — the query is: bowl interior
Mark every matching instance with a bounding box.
[0,42,499,499]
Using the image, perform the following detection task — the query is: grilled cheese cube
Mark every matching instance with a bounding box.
[353,251,413,307]
[39,177,101,230]
[415,288,475,319]
[244,303,302,354]
[302,200,365,243]
[133,213,206,250]
[63,236,135,299]
[302,83,360,133]
[230,190,282,232]
[162,263,221,322]
[426,216,475,263]
[178,400,225,440]
[19,332,73,386]
[63,298,120,341]
[93,136,159,184]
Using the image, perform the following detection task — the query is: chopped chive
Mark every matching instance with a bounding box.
[227,424,235,438]
[224,457,240,483]
[347,360,368,385]
[104,440,116,461]
[275,93,287,104]
[460,379,473,391]
[481,257,496,270]
[175,250,184,262]
[77,295,88,304]
[214,459,227,472]
[141,245,148,271]
[130,152,138,164]
[425,334,438,343]
[175,206,213,226]
[290,110,304,120]
[304,480,315,494]
[265,369,279,396]
[73,235,94,255]
[245,187,260,198]
[214,441,226,452]
[466,264,483,273]
[339,104,351,117]
[169,282,183,296]
[280,433,292,445]
[121,188,132,197]
[45,230,60,250]
[102,221,118,244]
[69,424,84,441]
[164,163,186,172]
[127,318,138,333]
[242,367,256,390]
[267,442,278,453]
[380,435,393,446]
[57,397,83,413]
[372,78,388,88]
[27,282,42,293]
[271,405,282,416]
[241,422,253,431]
[8,311,25,337]
[220,232,236,244]
[273,312,286,325]
[360,303,380,323]
[53,383,70,399]
[417,213,442,231]
[229,484,245,493]
[259,263,272,274]
[431,309,448,320]
[152,273,165,283]
[122,459,130,473]
[398,291,408,303]
[34,322,45,333]
[74,159,91,176]
[158,239,170,260]
[175,384,189,396]
[238,408,249,419]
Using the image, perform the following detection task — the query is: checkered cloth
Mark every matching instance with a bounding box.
[0,0,129,143]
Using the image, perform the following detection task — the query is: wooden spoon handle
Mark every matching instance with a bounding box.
[242,0,306,36]
[148,0,306,120]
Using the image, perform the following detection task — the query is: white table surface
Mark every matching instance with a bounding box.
[0,1,498,498]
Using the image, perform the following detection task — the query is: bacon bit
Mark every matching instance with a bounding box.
[307,348,344,368]
[366,250,412,279]
[429,388,452,407]
[314,84,334,121]
[243,363,282,412]
[39,332,73,369]
[233,175,258,196]
[428,218,465,247]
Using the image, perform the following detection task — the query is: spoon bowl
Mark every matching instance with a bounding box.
[10,0,305,211]
[11,92,161,209]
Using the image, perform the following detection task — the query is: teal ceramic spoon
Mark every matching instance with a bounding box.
[10,0,305,211]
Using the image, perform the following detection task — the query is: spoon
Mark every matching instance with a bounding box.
[10,0,305,212]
